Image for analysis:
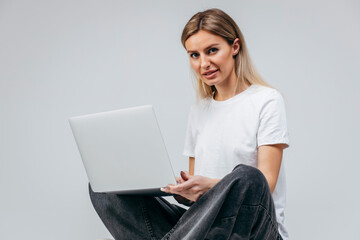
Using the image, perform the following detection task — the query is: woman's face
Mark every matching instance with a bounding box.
[185,30,240,88]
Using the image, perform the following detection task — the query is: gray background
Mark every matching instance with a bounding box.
[1,0,359,239]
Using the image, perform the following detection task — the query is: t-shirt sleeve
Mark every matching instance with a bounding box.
[183,105,196,157]
[257,90,290,149]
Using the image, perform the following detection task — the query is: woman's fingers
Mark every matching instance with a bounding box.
[175,170,191,184]
[160,184,175,193]
[180,171,190,181]
[175,176,183,184]
[161,175,213,202]
[162,182,202,202]
[169,179,196,193]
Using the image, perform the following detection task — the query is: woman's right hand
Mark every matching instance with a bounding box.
[173,171,195,206]
[162,171,220,203]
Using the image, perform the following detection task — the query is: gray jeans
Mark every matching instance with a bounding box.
[89,164,283,240]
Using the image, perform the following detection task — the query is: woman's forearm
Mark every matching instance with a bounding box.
[189,157,195,176]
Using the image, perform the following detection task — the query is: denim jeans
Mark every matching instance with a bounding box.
[89,164,283,240]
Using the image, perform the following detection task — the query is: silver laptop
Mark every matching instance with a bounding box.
[69,105,177,195]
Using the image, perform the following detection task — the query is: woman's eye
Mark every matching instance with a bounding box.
[209,48,218,54]
[190,53,199,58]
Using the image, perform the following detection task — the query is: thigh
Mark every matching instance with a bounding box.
[89,184,186,240]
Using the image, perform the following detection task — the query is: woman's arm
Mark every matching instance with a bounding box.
[164,144,284,201]
[189,157,195,176]
[257,144,284,193]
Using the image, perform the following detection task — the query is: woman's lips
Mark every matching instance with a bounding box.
[203,69,219,79]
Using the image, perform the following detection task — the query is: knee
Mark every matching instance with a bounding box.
[231,164,268,192]
[88,183,96,199]
[88,183,98,203]
[88,183,145,213]
[88,183,106,210]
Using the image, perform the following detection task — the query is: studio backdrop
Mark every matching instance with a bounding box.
[0,0,359,239]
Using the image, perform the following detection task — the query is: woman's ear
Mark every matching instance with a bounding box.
[232,38,240,56]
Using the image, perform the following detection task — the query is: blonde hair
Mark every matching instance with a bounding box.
[181,8,272,100]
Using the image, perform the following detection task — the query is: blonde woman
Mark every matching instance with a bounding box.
[90,8,290,240]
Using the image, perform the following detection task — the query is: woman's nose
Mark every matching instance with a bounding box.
[200,55,210,69]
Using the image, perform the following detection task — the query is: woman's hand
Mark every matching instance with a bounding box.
[161,171,220,202]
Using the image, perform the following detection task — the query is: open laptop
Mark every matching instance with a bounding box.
[68,105,177,195]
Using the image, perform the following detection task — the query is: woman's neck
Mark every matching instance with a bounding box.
[213,74,249,101]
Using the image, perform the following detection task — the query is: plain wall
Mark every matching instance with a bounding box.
[0,0,359,239]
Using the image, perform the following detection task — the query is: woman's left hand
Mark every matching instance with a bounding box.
[161,171,219,202]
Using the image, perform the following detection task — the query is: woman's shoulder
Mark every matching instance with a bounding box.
[249,84,279,95]
[248,84,285,102]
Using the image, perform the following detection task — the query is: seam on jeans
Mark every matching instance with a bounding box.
[252,204,279,239]
[140,198,157,240]
[243,182,278,229]
[162,218,181,240]
[258,184,280,239]
[258,204,278,231]
[245,204,260,237]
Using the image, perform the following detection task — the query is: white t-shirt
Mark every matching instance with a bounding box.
[183,83,290,239]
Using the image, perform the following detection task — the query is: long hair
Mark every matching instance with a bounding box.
[181,8,272,100]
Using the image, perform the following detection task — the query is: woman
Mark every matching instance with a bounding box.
[90,8,290,240]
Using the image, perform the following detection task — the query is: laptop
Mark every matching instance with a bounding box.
[68,105,177,195]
